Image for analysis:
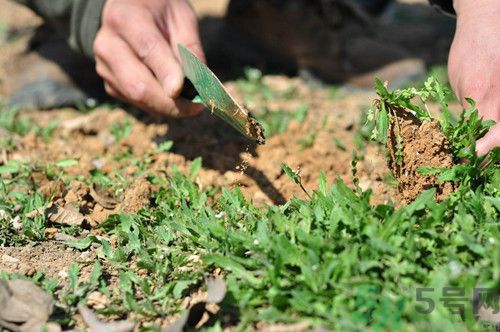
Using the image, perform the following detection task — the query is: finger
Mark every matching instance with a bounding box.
[106,78,202,117]
[476,122,500,156]
[104,81,126,101]
[104,6,184,97]
[96,60,126,100]
[175,98,204,117]
[95,31,184,117]
[166,0,206,63]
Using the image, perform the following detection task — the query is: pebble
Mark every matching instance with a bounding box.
[2,254,19,264]
[54,233,76,242]
[91,242,102,249]
[58,269,68,279]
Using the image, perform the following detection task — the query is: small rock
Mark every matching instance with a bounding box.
[2,254,19,264]
[97,130,116,148]
[86,291,109,310]
[91,158,104,169]
[45,228,58,237]
[91,242,102,249]
[58,269,68,280]
[54,233,76,242]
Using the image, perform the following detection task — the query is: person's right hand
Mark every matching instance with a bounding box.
[93,0,205,117]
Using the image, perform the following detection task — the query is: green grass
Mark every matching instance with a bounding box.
[0,79,499,331]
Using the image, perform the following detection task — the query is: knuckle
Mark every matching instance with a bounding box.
[93,34,108,58]
[136,34,160,60]
[95,62,106,77]
[181,9,197,26]
[103,7,124,30]
[104,83,117,97]
[123,81,147,102]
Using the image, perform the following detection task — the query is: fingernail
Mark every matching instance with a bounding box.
[475,140,487,157]
[164,74,183,98]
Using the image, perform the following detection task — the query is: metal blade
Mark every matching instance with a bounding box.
[178,44,265,144]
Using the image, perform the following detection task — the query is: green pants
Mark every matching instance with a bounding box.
[15,0,105,59]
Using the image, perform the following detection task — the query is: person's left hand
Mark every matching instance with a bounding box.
[448,0,500,156]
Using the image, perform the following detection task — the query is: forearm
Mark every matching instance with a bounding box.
[14,0,105,58]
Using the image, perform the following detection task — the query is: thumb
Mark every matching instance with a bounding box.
[476,122,500,156]
[167,0,206,63]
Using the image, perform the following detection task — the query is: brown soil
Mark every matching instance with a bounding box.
[0,242,93,280]
[0,0,459,329]
[385,104,456,203]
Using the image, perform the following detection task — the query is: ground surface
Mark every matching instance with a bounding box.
[3,1,497,331]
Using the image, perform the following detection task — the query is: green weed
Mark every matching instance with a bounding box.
[110,120,132,142]
[0,79,498,332]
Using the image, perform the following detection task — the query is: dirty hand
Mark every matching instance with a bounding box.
[93,0,205,117]
[448,0,500,156]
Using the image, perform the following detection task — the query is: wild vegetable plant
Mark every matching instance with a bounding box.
[369,77,499,192]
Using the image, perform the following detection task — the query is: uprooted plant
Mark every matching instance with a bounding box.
[368,77,498,203]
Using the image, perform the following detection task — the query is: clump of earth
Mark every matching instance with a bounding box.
[385,104,456,203]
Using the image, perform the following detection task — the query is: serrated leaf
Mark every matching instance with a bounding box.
[65,236,98,250]
[55,158,78,168]
[374,78,389,98]
[156,140,174,152]
[377,103,390,144]
[189,157,202,179]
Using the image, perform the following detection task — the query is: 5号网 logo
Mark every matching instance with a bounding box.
[416,287,500,329]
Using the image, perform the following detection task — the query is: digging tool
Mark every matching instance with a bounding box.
[178,44,265,145]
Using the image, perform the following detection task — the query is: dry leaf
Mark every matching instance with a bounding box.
[46,204,84,226]
[259,322,311,332]
[0,279,59,332]
[162,278,227,332]
[90,183,118,209]
[78,304,135,332]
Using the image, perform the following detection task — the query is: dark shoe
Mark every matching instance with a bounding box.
[8,78,94,110]
[225,0,425,88]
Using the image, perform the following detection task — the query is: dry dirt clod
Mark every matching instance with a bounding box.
[385,105,455,203]
[86,291,110,310]
[121,178,152,213]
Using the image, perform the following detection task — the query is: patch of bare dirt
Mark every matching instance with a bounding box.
[0,242,91,280]
[386,105,455,203]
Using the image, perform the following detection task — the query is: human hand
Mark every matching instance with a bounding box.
[93,0,205,117]
[448,0,500,156]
